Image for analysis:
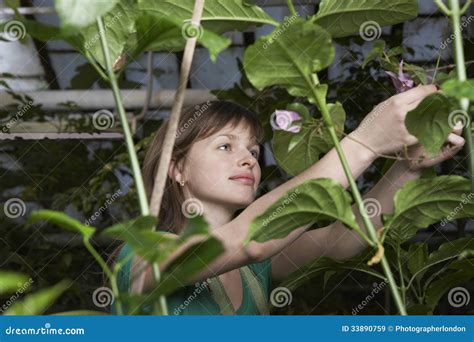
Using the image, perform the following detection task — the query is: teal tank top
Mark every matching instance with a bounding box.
[110,243,273,315]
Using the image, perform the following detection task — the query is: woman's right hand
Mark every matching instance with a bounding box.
[350,84,438,156]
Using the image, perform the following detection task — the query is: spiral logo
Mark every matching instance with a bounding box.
[92,287,115,308]
[181,20,203,40]
[362,198,381,218]
[359,21,381,41]
[448,109,470,129]
[448,287,470,308]
[3,20,26,42]
[92,109,115,130]
[270,111,291,131]
[270,286,292,307]
[181,198,204,218]
[3,198,26,219]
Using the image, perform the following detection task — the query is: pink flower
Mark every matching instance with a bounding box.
[385,60,414,93]
[271,110,302,133]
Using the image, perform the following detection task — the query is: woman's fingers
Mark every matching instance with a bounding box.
[451,121,464,135]
[446,132,465,147]
[394,84,437,105]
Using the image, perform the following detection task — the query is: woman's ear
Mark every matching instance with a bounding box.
[168,159,184,183]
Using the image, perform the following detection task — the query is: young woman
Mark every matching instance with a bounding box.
[112,85,464,315]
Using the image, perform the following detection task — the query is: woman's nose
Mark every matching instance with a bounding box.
[238,151,256,168]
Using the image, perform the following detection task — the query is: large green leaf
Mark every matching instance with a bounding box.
[4,280,70,315]
[425,270,474,308]
[415,238,474,282]
[244,178,359,244]
[137,0,278,33]
[243,19,335,103]
[27,210,95,239]
[131,13,231,63]
[272,102,345,176]
[0,271,30,295]
[313,0,418,38]
[280,249,384,291]
[146,237,225,298]
[54,0,119,31]
[405,93,457,156]
[102,215,179,265]
[386,176,474,244]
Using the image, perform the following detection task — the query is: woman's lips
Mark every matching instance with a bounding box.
[230,177,254,186]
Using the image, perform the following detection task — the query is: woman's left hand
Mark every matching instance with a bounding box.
[404,122,465,171]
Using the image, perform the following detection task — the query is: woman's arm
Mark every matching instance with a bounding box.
[270,128,465,281]
[132,85,438,291]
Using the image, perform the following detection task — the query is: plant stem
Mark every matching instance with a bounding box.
[85,50,109,81]
[310,74,407,315]
[96,17,168,315]
[84,238,123,315]
[396,246,406,306]
[286,0,297,16]
[448,0,474,191]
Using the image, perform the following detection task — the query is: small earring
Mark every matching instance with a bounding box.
[179,180,185,187]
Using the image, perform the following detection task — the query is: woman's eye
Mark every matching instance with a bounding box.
[218,143,230,151]
[251,150,259,159]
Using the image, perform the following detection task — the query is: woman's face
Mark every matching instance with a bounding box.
[180,121,262,211]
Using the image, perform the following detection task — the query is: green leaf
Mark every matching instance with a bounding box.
[272,102,345,176]
[0,271,31,295]
[442,79,474,101]
[147,237,225,298]
[244,178,359,244]
[102,216,179,264]
[132,14,231,63]
[406,242,428,280]
[425,270,474,307]
[418,238,474,279]
[244,19,334,104]
[405,93,456,156]
[54,0,119,31]
[313,0,418,38]
[4,280,70,315]
[386,176,474,244]
[27,210,95,239]
[280,249,384,291]
[362,39,385,68]
[138,0,278,33]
